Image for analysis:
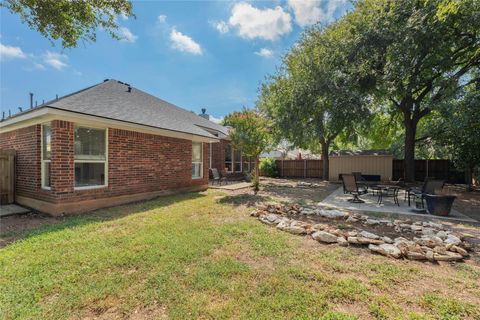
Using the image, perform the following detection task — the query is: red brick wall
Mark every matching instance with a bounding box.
[0,125,47,200]
[211,139,229,173]
[0,121,210,205]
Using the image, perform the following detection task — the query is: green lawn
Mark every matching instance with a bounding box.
[1,191,479,319]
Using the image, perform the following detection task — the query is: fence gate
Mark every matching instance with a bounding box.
[0,150,15,205]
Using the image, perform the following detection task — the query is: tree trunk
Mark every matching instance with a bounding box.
[321,141,330,181]
[404,117,417,182]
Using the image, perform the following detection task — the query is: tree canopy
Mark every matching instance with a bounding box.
[223,109,272,192]
[341,0,480,180]
[1,0,134,48]
[258,23,369,180]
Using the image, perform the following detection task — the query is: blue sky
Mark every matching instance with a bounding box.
[1,1,351,121]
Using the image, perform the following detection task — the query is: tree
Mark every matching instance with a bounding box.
[1,0,134,48]
[431,80,480,187]
[223,109,272,193]
[343,0,480,181]
[258,24,369,180]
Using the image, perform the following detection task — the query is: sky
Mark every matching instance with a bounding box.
[0,0,351,122]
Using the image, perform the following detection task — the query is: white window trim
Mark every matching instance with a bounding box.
[73,126,108,190]
[41,123,51,190]
[192,142,203,179]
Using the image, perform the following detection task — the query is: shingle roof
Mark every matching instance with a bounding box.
[14,79,229,139]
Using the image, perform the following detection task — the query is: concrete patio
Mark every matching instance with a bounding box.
[319,186,476,223]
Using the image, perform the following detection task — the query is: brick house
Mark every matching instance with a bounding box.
[0,79,251,215]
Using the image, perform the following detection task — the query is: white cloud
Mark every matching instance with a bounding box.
[287,0,346,27]
[169,28,203,55]
[255,48,274,58]
[209,115,224,124]
[43,51,68,70]
[157,15,167,23]
[228,2,292,41]
[211,20,229,34]
[0,43,27,60]
[119,27,138,43]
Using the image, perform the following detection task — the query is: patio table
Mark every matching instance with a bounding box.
[370,185,400,206]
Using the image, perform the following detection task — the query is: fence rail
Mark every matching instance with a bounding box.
[270,159,464,183]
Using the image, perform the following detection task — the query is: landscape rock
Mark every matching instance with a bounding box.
[436,230,448,240]
[318,209,348,219]
[444,235,461,246]
[365,219,380,226]
[312,231,338,243]
[406,251,427,260]
[347,236,360,244]
[450,245,468,257]
[260,214,281,225]
[359,231,380,239]
[357,237,384,245]
[369,243,402,258]
[346,216,359,223]
[415,236,443,248]
[381,236,394,244]
[285,225,308,235]
[434,251,464,261]
[337,237,349,247]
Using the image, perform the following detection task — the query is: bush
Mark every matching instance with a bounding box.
[259,158,278,177]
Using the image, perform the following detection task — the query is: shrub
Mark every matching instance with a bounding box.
[259,158,278,177]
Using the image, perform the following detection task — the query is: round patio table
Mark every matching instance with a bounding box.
[370,185,400,206]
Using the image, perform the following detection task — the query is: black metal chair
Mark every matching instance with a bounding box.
[210,168,227,185]
[342,174,368,203]
[409,178,445,208]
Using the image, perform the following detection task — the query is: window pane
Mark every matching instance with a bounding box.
[225,144,232,162]
[75,162,105,187]
[243,162,250,172]
[234,149,241,162]
[42,124,51,160]
[43,162,51,187]
[234,162,241,172]
[75,127,106,160]
[192,163,202,178]
[192,142,202,162]
[225,163,232,172]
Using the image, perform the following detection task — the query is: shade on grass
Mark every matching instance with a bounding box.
[0,191,479,319]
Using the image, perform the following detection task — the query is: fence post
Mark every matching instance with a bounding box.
[304,159,307,178]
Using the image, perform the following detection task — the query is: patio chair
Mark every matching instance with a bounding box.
[342,174,368,203]
[409,178,445,208]
[352,171,369,190]
[210,168,227,185]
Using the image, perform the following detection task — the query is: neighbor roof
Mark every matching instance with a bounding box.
[3,79,228,139]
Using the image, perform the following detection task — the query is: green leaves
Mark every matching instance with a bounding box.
[1,0,134,48]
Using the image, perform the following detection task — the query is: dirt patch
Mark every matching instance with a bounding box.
[0,212,66,248]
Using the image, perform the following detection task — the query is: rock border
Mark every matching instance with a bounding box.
[251,204,472,262]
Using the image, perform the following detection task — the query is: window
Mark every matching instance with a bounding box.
[192,142,203,179]
[224,143,232,172]
[74,126,107,188]
[41,123,52,189]
[234,149,242,172]
[243,157,252,173]
[224,143,242,173]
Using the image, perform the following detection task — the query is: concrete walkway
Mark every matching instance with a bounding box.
[0,204,30,217]
[320,187,476,223]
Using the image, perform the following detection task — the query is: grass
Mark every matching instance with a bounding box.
[1,190,479,319]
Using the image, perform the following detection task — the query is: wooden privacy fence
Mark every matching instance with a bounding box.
[271,158,464,183]
[0,149,15,205]
[275,160,323,178]
[392,160,465,183]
